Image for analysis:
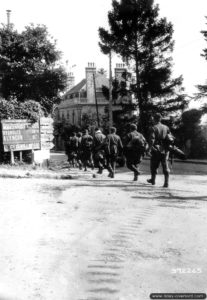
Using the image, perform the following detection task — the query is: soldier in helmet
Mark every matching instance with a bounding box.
[93,127,106,174]
[81,129,94,171]
[105,127,123,178]
[124,123,146,181]
[147,113,171,188]
[76,131,83,170]
[65,132,79,167]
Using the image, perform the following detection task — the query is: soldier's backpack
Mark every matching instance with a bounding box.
[83,137,93,150]
[105,138,118,156]
[127,134,146,155]
[70,137,78,150]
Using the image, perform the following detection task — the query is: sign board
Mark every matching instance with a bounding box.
[40,141,54,150]
[40,117,54,150]
[1,120,40,152]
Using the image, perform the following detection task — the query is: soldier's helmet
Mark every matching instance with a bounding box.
[130,123,137,131]
[110,127,116,133]
[83,129,88,135]
[154,113,162,122]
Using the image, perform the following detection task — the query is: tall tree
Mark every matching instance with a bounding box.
[0,24,68,114]
[196,16,207,99]
[99,0,186,133]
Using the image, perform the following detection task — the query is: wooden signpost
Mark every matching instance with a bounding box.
[0,117,54,165]
[1,120,41,164]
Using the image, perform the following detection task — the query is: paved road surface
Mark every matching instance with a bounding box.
[0,167,207,299]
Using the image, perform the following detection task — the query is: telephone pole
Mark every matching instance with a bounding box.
[109,50,113,127]
[93,73,100,127]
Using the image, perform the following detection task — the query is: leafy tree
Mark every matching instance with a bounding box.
[0,98,44,122]
[176,109,207,158]
[0,24,68,114]
[98,0,187,134]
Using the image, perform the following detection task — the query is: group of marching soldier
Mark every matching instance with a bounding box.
[65,113,175,188]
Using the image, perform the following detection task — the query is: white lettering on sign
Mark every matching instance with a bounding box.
[2,123,39,130]
[4,135,23,142]
[3,130,21,135]
[4,142,40,151]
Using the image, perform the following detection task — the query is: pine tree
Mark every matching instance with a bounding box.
[99,0,186,133]
[197,16,207,99]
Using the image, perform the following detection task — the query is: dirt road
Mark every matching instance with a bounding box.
[0,172,207,299]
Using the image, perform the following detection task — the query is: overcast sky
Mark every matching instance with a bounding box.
[1,0,207,96]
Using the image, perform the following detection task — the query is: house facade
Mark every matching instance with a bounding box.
[54,63,136,149]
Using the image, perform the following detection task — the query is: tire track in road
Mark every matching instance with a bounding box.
[80,198,157,300]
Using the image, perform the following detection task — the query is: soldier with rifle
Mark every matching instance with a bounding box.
[105,127,123,178]
[77,131,83,170]
[124,124,147,181]
[81,129,94,171]
[147,113,171,188]
[65,132,79,167]
[93,127,106,174]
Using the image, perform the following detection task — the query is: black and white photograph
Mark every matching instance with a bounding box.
[0,0,207,299]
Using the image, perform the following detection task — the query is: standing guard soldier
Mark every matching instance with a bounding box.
[105,127,123,178]
[81,129,94,171]
[147,113,171,188]
[124,124,146,181]
[93,128,106,174]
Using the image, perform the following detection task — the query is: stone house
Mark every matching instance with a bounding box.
[53,63,136,149]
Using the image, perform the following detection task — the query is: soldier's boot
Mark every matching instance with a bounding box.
[97,167,103,174]
[163,174,169,188]
[147,174,156,185]
[133,174,138,181]
[133,171,139,181]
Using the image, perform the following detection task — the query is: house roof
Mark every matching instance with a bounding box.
[64,73,109,97]
[65,79,86,96]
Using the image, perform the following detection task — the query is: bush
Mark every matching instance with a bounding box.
[0,98,44,122]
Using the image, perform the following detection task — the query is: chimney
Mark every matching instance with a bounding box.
[6,10,11,29]
[114,63,126,83]
[67,72,75,91]
[85,62,96,103]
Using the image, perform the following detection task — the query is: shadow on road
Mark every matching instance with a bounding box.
[131,194,207,202]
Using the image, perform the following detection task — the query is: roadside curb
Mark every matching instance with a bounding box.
[173,159,207,165]
[0,171,91,180]
[143,157,207,165]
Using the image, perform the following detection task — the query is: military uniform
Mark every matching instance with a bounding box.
[81,132,94,171]
[93,130,106,174]
[124,130,146,181]
[65,135,79,167]
[105,132,123,178]
[148,122,170,187]
[77,133,83,169]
